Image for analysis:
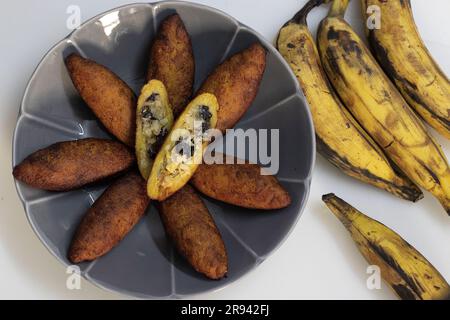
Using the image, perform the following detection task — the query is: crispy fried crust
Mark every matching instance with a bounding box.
[13,138,135,191]
[191,161,291,209]
[68,172,150,263]
[147,14,195,117]
[65,53,136,146]
[198,43,266,131]
[159,185,227,279]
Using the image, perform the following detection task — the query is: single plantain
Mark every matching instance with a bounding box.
[362,0,450,139]
[323,193,450,300]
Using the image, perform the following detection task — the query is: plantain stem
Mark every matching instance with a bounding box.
[328,0,350,17]
[291,0,327,25]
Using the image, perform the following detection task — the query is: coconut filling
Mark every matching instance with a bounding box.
[140,92,170,159]
[159,105,213,186]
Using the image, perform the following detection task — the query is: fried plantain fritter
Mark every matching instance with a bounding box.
[158,185,227,279]
[197,43,266,131]
[191,159,291,209]
[13,138,135,191]
[66,53,136,146]
[147,14,195,117]
[135,80,174,179]
[147,93,218,201]
[68,172,150,263]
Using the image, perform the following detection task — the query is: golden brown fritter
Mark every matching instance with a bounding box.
[65,53,136,146]
[158,185,227,280]
[197,43,266,131]
[147,14,195,117]
[13,138,135,191]
[68,172,150,263]
[191,160,291,210]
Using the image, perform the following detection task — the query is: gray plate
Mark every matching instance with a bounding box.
[12,1,315,298]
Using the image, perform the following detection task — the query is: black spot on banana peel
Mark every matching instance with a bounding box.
[158,185,227,280]
[317,137,422,202]
[13,138,135,191]
[363,0,450,139]
[322,193,450,300]
[318,0,450,215]
[276,0,422,202]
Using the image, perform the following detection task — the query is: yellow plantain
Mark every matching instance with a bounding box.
[276,0,421,201]
[323,193,450,300]
[362,0,450,139]
[318,0,450,215]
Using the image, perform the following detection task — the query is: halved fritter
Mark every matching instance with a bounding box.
[65,53,136,146]
[13,138,135,191]
[147,14,195,117]
[68,172,150,263]
[197,43,266,131]
[158,185,227,279]
[147,93,218,201]
[191,159,291,209]
[135,80,174,179]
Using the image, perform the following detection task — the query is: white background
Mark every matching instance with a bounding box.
[0,0,449,299]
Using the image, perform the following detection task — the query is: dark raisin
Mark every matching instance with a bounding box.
[147,146,156,159]
[190,138,195,157]
[202,121,210,133]
[147,128,167,159]
[154,128,167,149]
[141,106,153,119]
[198,105,212,121]
[146,93,159,102]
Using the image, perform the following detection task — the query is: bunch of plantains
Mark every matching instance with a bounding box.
[278,0,450,299]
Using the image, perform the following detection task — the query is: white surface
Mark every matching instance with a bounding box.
[0,0,449,300]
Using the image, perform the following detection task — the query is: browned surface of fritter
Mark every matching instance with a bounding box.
[191,162,291,209]
[13,138,135,191]
[198,43,266,131]
[159,185,228,279]
[68,172,150,263]
[147,14,195,117]
[65,53,136,146]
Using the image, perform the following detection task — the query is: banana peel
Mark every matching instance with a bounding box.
[277,0,422,202]
[318,0,450,215]
[323,193,450,300]
[363,0,450,139]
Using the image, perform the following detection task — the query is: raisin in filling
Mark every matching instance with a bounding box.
[141,92,169,158]
[198,105,212,133]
